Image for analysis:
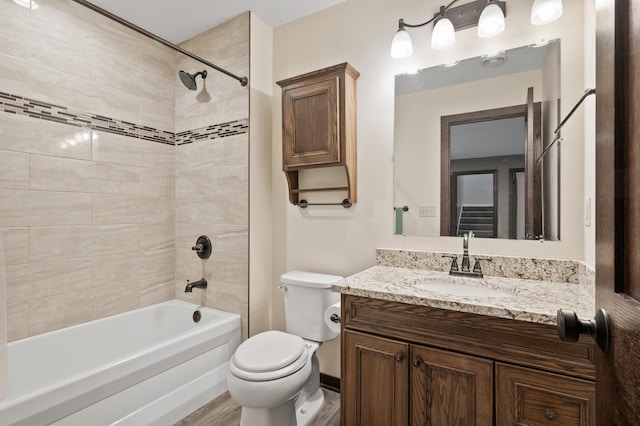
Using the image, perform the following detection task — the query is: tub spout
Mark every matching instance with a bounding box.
[185,278,207,293]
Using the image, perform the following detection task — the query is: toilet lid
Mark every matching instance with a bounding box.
[230,331,308,381]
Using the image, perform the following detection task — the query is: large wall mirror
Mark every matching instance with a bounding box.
[394,39,561,240]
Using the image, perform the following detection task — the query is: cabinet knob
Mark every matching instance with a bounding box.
[412,357,422,368]
[544,408,556,421]
[557,308,610,352]
[394,353,404,363]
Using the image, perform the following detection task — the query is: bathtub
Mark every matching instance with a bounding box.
[0,299,241,426]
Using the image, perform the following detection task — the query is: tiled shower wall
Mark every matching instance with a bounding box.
[0,0,249,340]
[174,14,250,340]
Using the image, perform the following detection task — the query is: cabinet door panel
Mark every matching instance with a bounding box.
[410,345,494,425]
[282,77,339,168]
[496,363,595,426]
[343,330,409,426]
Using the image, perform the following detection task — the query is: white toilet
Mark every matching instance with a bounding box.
[227,271,342,426]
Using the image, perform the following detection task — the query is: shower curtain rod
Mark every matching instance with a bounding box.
[72,0,248,87]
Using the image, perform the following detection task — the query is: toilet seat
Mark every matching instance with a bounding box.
[230,331,309,382]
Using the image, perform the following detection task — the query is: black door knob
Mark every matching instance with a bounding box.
[557,308,610,352]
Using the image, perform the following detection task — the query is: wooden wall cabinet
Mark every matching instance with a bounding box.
[276,63,359,205]
[341,295,595,426]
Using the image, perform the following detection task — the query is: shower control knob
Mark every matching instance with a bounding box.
[191,235,212,259]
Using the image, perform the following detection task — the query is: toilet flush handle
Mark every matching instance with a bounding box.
[278,285,287,292]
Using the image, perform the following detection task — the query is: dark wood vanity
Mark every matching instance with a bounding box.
[340,295,595,426]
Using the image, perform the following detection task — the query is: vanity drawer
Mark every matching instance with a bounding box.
[496,363,595,426]
[342,295,595,380]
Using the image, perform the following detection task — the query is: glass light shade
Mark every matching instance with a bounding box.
[478,3,505,38]
[431,17,455,50]
[531,0,563,25]
[391,29,413,59]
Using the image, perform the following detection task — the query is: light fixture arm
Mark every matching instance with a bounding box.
[397,0,460,29]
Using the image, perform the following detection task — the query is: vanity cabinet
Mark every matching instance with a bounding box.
[341,295,595,426]
[276,63,359,205]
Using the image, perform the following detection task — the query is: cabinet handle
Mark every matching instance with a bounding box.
[412,357,422,368]
[544,409,556,421]
[394,353,404,363]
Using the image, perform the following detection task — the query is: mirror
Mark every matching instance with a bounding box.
[394,40,561,240]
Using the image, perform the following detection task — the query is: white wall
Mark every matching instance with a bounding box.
[272,0,589,378]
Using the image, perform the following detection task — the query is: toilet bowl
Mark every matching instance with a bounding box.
[227,331,321,426]
[226,271,343,426]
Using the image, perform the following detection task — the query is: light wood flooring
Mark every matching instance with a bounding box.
[174,388,340,426]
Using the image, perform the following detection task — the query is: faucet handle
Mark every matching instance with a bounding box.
[472,257,493,273]
[442,255,459,272]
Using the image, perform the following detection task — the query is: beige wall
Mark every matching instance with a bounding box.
[273,0,591,378]
[173,13,250,340]
[0,220,6,400]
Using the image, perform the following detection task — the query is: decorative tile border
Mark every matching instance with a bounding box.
[376,248,585,284]
[175,119,249,146]
[0,91,248,146]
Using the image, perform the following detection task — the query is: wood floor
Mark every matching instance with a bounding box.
[174,388,340,426]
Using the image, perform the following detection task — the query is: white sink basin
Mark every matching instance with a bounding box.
[415,282,514,298]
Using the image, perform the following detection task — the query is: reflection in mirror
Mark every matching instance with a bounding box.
[394,39,560,240]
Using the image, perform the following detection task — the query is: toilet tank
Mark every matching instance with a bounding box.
[280,271,342,342]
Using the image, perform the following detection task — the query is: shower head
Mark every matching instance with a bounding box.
[179,70,207,90]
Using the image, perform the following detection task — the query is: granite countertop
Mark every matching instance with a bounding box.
[332,265,595,326]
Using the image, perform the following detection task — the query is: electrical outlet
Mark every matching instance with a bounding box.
[584,197,591,227]
[419,206,437,217]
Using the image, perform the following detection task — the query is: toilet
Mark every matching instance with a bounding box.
[227,271,342,426]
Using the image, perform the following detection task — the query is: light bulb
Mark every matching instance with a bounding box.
[531,0,563,25]
[478,3,505,38]
[391,28,413,59]
[431,17,455,50]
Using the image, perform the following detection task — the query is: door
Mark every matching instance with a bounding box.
[595,0,640,423]
[342,330,409,426]
[524,87,543,240]
[410,345,493,425]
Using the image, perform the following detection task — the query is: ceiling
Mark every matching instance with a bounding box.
[88,0,347,44]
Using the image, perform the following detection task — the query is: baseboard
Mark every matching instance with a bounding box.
[319,373,340,393]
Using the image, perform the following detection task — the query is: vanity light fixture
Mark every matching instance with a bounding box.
[530,0,563,25]
[391,0,507,59]
[12,0,39,9]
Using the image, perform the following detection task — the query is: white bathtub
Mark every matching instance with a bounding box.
[0,299,241,426]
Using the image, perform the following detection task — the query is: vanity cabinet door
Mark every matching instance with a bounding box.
[410,345,494,425]
[343,330,409,426]
[496,363,595,426]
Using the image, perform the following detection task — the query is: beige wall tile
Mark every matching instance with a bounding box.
[140,167,175,197]
[92,130,174,169]
[30,154,140,194]
[140,98,175,133]
[29,224,139,262]
[211,231,249,287]
[28,285,139,336]
[139,222,175,252]
[91,253,144,288]
[176,165,248,201]
[138,195,174,223]
[175,194,248,225]
[7,303,28,341]
[1,227,28,266]
[0,150,28,189]
[176,134,248,171]
[0,189,92,227]
[0,114,92,160]
[6,259,92,305]
[0,54,29,98]
[92,193,139,224]
[139,274,175,307]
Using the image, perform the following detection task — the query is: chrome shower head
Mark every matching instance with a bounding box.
[179,70,207,90]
